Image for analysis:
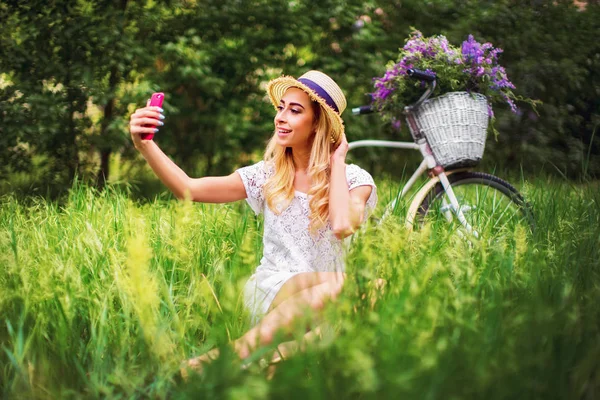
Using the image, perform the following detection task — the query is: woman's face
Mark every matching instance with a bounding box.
[274,88,316,149]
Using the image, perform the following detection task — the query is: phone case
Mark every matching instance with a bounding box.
[141,92,165,140]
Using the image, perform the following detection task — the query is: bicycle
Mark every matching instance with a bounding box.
[348,69,534,239]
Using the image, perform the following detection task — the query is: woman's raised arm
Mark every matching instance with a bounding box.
[328,135,372,239]
[129,105,247,203]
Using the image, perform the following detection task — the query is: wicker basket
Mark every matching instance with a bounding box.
[409,92,489,168]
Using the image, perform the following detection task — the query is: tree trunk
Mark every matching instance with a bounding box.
[96,0,129,191]
[96,93,115,191]
[97,148,112,190]
[65,74,80,185]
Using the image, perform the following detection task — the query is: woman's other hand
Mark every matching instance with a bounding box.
[331,133,348,163]
[129,101,165,148]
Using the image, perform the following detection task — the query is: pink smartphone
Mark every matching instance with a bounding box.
[141,92,165,140]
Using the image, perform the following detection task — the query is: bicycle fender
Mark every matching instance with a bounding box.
[405,169,466,231]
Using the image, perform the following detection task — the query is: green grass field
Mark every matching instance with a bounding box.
[1,176,599,399]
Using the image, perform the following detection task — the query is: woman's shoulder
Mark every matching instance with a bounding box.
[345,163,375,188]
[237,160,274,178]
[345,163,370,173]
[236,160,274,215]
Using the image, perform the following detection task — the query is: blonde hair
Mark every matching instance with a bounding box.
[263,103,335,232]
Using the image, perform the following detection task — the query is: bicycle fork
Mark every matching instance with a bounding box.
[417,140,479,238]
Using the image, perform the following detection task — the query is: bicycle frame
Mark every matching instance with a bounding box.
[347,139,427,201]
[347,139,477,236]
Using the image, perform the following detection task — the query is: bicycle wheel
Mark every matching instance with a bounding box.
[417,171,534,237]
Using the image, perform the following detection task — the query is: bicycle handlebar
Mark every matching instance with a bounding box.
[351,105,374,115]
[407,68,436,82]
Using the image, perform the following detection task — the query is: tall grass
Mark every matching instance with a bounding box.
[0,177,598,399]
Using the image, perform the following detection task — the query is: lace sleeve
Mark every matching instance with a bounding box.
[236,161,268,215]
[346,163,378,217]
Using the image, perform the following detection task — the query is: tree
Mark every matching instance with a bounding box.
[1,0,598,197]
[0,1,171,191]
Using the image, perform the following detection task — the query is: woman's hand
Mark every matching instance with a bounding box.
[129,102,165,149]
[331,133,349,164]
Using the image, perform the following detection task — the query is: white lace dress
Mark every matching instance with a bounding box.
[236,161,377,325]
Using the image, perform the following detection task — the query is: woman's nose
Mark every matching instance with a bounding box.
[275,111,286,123]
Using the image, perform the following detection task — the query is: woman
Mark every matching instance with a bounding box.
[129,70,377,372]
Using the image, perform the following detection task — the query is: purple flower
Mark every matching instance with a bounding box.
[487,103,495,118]
[440,39,450,53]
[461,35,484,62]
[372,78,394,100]
[490,48,503,60]
[501,93,518,113]
[490,66,516,90]
[375,87,393,100]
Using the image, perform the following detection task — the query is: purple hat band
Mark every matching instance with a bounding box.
[297,78,340,114]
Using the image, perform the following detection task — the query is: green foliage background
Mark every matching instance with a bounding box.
[1,0,599,198]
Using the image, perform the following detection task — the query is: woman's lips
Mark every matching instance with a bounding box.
[277,128,291,137]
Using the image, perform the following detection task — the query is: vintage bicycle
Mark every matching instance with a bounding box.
[348,69,534,239]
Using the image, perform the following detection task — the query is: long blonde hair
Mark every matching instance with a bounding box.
[263,103,335,232]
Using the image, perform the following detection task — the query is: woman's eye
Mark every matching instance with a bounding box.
[291,109,300,114]
[276,106,283,111]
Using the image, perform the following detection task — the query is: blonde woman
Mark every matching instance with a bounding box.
[129,71,377,373]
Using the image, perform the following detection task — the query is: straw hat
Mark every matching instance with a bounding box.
[266,70,347,144]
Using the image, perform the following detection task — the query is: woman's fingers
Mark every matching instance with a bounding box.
[340,134,348,148]
[333,133,348,151]
[130,112,164,134]
[131,116,164,127]
[129,106,165,142]
[131,107,163,120]
[130,108,165,128]
[129,124,159,134]
[332,133,349,161]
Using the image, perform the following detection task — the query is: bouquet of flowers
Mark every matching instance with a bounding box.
[372,29,532,133]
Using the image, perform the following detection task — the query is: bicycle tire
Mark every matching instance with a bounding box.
[417,172,534,236]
